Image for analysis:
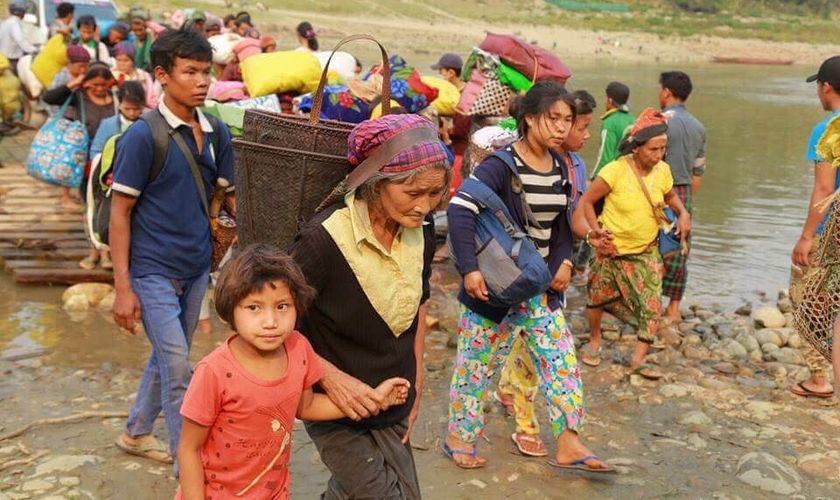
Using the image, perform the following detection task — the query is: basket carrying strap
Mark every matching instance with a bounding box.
[316,126,440,212]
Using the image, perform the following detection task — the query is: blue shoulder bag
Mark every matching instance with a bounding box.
[630,160,683,256]
[453,176,553,308]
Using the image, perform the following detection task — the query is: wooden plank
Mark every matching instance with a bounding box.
[0,232,85,243]
[4,259,83,271]
[0,214,82,223]
[12,268,113,285]
[2,198,67,206]
[0,248,90,261]
[0,223,84,232]
[0,206,84,215]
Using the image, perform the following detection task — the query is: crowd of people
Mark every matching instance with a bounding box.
[4,1,840,498]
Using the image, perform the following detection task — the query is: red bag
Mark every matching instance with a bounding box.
[407,71,439,106]
[478,32,572,84]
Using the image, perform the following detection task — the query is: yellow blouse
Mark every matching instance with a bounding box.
[597,157,674,255]
[321,193,425,336]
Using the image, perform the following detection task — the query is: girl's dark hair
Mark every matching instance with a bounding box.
[223,14,235,24]
[215,244,316,330]
[572,89,596,116]
[296,21,318,51]
[118,80,146,105]
[516,80,572,139]
[83,62,113,82]
[150,29,212,74]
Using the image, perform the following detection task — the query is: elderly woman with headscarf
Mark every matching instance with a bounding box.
[573,108,691,380]
[110,41,157,108]
[290,114,450,499]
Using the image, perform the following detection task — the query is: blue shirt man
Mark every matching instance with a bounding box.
[109,29,234,470]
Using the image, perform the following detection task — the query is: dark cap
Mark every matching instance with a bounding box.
[431,53,463,71]
[606,81,630,105]
[807,56,840,84]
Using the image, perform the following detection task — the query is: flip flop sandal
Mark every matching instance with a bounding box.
[790,382,834,399]
[511,433,548,457]
[493,390,516,417]
[440,441,485,469]
[632,364,663,380]
[579,344,602,367]
[548,455,616,473]
[115,435,174,464]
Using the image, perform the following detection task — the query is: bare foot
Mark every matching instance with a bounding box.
[115,433,172,463]
[60,199,82,210]
[554,435,610,470]
[512,432,547,457]
[494,389,516,417]
[198,318,213,335]
[444,435,487,468]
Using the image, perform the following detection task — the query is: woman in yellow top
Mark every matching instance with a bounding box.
[573,108,691,380]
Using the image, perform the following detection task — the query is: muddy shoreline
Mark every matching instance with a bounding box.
[2,265,839,499]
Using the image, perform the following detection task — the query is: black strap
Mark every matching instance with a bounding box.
[139,109,220,187]
[170,130,210,220]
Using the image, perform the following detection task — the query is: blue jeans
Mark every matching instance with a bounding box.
[125,271,209,467]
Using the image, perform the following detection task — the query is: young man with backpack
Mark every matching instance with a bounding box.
[109,29,234,467]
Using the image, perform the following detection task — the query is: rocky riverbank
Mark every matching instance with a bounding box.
[1,275,839,498]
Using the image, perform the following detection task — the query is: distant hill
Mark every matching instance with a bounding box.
[153,0,840,44]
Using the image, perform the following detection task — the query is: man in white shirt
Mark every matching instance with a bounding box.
[0,0,36,73]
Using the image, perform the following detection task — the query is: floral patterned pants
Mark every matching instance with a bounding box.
[447,295,585,443]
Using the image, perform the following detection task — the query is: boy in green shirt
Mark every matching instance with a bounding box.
[592,81,635,179]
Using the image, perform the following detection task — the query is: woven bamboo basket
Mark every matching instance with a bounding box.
[233,140,354,250]
[233,34,392,250]
[792,203,840,361]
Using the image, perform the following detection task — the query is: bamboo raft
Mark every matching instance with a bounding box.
[0,166,113,285]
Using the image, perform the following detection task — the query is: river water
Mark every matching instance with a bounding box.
[0,60,828,365]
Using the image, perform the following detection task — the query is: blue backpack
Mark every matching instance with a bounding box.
[453,175,553,308]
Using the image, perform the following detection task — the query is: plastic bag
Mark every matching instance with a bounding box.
[31,34,68,88]
[241,51,321,97]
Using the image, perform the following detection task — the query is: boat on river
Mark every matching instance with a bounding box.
[711,56,795,66]
[544,0,630,12]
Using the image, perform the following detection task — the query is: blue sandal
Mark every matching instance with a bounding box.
[441,441,486,469]
[548,455,615,473]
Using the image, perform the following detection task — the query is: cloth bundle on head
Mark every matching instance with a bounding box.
[619,107,668,155]
[111,41,136,59]
[347,114,447,173]
[67,44,91,63]
[233,38,261,61]
[260,36,275,49]
[191,9,206,21]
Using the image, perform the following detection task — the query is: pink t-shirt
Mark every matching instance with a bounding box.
[177,332,324,500]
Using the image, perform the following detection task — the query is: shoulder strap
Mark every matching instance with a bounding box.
[139,109,173,184]
[170,131,210,220]
[459,177,525,238]
[627,157,665,224]
[489,147,543,229]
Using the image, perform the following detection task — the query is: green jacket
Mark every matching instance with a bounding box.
[593,107,635,179]
[134,35,152,72]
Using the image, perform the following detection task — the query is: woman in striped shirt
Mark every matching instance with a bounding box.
[444,82,613,472]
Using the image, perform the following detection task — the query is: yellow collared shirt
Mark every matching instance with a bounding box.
[321,193,425,336]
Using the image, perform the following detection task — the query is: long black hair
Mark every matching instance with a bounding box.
[516,81,573,139]
[296,21,318,51]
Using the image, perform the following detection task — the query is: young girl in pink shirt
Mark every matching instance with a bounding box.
[177,244,409,499]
